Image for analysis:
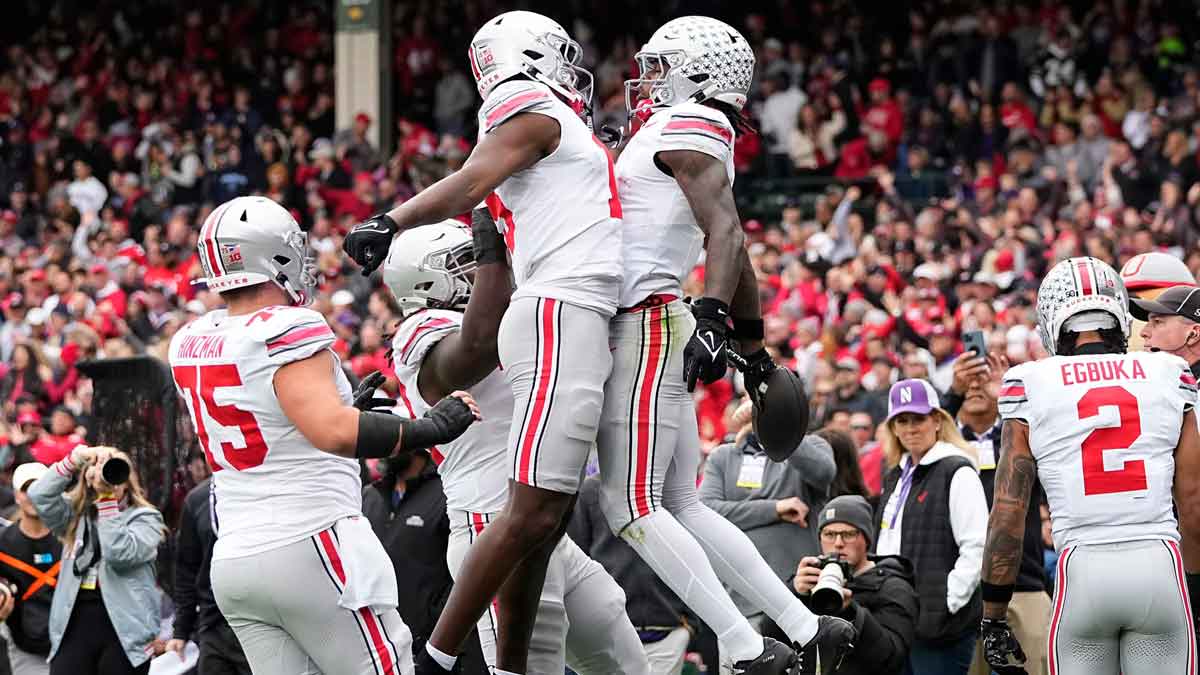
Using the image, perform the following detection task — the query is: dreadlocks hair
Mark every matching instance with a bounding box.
[1057,326,1128,356]
[708,100,757,137]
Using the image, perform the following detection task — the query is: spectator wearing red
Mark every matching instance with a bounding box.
[862,78,903,147]
[999,82,1038,136]
[836,129,891,180]
[29,407,82,465]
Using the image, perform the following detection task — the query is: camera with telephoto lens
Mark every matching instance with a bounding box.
[810,554,855,614]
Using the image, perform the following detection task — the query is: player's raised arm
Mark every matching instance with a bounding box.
[1174,409,1200,573]
[343,113,559,274]
[274,351,480,458]
[417,208,513,402]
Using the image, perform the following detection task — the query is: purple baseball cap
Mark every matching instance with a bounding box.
[887,379,941,421]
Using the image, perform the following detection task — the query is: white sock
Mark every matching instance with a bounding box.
[493,670,522,675]
[620,510,764,663]
[426,642,457,670]
[675,502,819,645]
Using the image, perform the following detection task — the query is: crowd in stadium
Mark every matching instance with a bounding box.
[0,0,1193,672]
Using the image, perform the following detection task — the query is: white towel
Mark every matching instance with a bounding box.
[334,515,400,614]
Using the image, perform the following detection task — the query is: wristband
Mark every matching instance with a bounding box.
[732,317,764,340]
[692,297,731,323]
[471,207,506,265]
[356,411,404,459]
[981,581,1014,604]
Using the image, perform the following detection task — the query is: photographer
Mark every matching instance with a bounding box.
[27,446,164,675]
[792,496,917,675]
[0,463,61,675]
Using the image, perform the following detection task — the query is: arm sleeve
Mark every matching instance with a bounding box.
[27,457,76,536]
[656,108,735,163]
[171,496,201,640]
[998,364,1033,423]
[260,310,337,367]
[478,81,557,135]
[786,434,836,490]
[699,446,783,530]
[97,506,165,572]
[945,465,988,614]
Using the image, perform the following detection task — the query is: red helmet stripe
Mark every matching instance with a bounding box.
[200,202,233,276]
[1077,259,1093,296]
[468,44,482,81]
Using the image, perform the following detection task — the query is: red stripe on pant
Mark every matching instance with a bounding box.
[1168,540,1196,673]
[517,299,557,484]
[632,306,666,517]
[317,529,397,674]
[1047,546,1073,675]
[469,513,501,634]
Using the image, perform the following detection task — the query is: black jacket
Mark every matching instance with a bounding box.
[362,467,487,674]
[172,478,229,640]
[825,555,918,675]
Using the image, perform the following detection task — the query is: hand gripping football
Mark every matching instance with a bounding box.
[752,366,811,462]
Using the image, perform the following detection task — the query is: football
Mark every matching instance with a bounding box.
[752,366,811,463]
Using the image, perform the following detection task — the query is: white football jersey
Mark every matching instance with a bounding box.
[478,80,622,317]
[999,351,1196,551]
[615,103,736,308]
[169,306,362,561]
[391,309,509,514]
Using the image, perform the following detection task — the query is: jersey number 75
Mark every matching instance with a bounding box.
[173,364,269,472]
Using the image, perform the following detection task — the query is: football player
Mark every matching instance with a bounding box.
[980,256,1200,675]
[599,15,852,673]
[377,216,649,674]
[169,196,479,675]
[342,12,623,675]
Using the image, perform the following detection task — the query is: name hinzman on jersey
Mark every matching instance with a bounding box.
[1060,358,1147,386]
[175,334,227,360]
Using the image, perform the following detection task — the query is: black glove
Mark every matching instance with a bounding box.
[471,207,506,265]
[343,212,399,276]
[727,347,778,407]
[399,395,478,451]
[352,371,394,412]
[683,297,731,392]
[981,618,1028,675]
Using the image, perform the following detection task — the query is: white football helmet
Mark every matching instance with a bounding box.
[624,16,755,117]
[468,11,592,111]
[197,196,314,305]
[382,221,475,314]
[1036,256,1132,355]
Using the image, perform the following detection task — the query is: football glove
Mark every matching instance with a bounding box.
[343,212,399,275]
[683,297,731,392]
[981,618,1028,675]
[727,346,778,407]
[352,371,395,413]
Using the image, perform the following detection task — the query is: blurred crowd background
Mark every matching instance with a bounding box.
[0,0,1197,496]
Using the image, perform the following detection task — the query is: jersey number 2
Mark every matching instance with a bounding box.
[173,364,269,471]
[1077,385,1147,495]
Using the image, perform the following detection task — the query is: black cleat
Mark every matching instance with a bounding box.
[414,646,453,675]
[795,615,856,674]
[732,637,801,675]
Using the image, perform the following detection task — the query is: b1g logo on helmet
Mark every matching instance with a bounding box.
[221,244,245,272]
